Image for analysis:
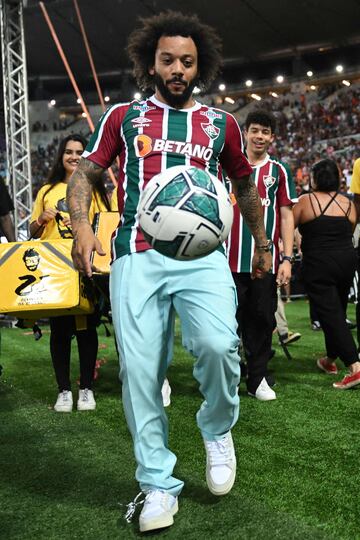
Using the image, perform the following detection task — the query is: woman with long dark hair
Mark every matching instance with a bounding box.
[30,134,111,412]
[293,158,360,389]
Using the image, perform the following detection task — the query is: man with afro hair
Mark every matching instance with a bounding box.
[68,11,271,532]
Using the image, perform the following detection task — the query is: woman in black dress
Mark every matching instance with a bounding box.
[293,158,360,389]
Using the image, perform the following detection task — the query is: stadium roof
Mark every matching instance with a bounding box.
[23,0,360,100]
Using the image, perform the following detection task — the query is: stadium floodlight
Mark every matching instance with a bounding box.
[276,75,284,83]
[335,64,344,73]
[306,71,313,77]
[104,96,110,102]
[245,79,253,87]
[193,86,201,94]
[49,99,56,106]
[310,85,317,90]
[270,92,279,98]
[81,112,87,118]
[77,97,81,104]
[250,93,261,101]
[134,92,142,100]
[218,83,226,91]
[342,80,351,87]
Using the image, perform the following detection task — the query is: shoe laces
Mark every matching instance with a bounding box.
[122,492,145,523]
[61,391,70,402]
[206,436,233,466]
[81,389,89,401]
[143,489,170,509]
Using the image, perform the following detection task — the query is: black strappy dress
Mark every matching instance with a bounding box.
[298,192,357,366]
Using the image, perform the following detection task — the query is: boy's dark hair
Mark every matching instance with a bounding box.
[127,10,222,92]
[312,158,340,192]
[245,109,277,133]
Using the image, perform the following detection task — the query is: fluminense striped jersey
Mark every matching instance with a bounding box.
[227,154,298,274]
[83,94,252,260]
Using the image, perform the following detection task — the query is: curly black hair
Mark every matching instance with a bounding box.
[245,109,277,133]
[127,10,222,92]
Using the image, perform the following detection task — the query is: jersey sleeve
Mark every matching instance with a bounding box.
[219,113,253,180]
[277,162,298,206]
[350,158,360,194]
[82,103,129,169]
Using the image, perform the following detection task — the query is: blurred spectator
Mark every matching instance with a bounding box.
[0,176,15,242]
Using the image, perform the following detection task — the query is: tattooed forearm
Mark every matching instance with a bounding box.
[231,175,267,245]
[67,158,105,228]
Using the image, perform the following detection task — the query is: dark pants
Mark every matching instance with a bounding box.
[232,272,277,393]
[357,249,360,349]
[302,249,357,367]
[49,314,98,391]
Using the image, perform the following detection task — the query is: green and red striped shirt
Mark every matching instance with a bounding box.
[227,154,298,274]
[83,95,252,260]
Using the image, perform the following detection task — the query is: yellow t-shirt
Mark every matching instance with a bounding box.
[350,158,360,194]
[110,186,118,211]
[31,182,108,240]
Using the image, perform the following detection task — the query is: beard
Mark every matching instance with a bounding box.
[153,72,198,109]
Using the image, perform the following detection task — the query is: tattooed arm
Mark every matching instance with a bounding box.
[231,175,272,278]
[67,158,106,276]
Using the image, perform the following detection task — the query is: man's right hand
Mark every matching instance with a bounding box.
[71,223,106,277]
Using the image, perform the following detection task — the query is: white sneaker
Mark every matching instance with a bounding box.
[54,390,73,412]
[204,431,236,496]
[249,377,276,401]
[139,490,178,533]
[161,378,171,407]
[77,388,96,411]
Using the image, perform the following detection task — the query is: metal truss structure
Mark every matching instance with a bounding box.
[1,0,32,238]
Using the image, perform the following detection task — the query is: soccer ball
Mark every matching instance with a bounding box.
[138,165,234,260]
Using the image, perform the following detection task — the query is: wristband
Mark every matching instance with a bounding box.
[255,239,273,252]
[282,255,294,264]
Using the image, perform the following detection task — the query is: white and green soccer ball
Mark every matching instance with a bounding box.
[138,165,234,260]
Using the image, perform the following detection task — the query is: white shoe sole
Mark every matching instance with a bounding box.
[77,403,96,411]
[139,500,178,532]
[206,465,236,496]
[54,406,72,412]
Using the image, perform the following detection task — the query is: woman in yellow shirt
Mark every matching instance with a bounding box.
[30,134,111,412]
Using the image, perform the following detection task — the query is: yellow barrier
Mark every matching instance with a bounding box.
[0,239,93,319]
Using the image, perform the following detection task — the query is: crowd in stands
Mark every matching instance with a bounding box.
[32,119,73,132]
[0,81,359,202]
[254,84,360,194]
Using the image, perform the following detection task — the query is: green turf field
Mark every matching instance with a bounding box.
[0,299,359,539]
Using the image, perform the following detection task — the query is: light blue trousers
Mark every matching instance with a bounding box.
[110,249,240,496]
